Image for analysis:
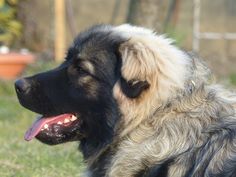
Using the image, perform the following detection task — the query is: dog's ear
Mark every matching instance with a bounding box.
[115,39,156,99]
[120,77,150,98]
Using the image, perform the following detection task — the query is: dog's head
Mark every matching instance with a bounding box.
[15,24,191,157]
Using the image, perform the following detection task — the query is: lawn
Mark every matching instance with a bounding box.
[0,61,84,177]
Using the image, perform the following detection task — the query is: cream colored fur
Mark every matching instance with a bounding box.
[113,24,191,137]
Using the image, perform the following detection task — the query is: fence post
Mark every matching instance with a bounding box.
[55,0,66,62]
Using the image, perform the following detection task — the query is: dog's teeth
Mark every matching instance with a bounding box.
[44,124,48,129]
[64,118,70,123]
[70,115,77,121]
[41,128,44,131]
[57,121,62,125]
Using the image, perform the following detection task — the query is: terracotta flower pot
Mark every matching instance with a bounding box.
[0,52,35,80]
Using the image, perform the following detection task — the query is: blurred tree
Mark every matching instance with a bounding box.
[66,0,76,38]
[0,0,22,46]
[17,0,54,53]
[163,0,180,31]
[127,0,163,31]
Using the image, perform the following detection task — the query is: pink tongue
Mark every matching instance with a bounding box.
[24,113,74,141]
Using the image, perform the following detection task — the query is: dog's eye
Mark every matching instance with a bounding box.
[77,66,86,74]
[77,66,92,77]
[71,60,87,75]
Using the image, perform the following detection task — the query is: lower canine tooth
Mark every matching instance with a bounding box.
[64,118,70,123]
[57,121,62,124]
[70,115,77,121]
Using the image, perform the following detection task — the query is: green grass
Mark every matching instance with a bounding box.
[230,73,236,86]
[0,61,84,177]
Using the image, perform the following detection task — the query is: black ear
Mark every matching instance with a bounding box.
[120,77,150,98]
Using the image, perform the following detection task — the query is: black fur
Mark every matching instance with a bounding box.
[135,160,173,177]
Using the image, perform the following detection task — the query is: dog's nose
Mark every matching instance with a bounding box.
[15,79,31,94]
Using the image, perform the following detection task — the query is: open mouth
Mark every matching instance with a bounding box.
[25,113,81,142]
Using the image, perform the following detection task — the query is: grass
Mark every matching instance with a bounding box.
[230,73,236,86]
[0,61,84,177]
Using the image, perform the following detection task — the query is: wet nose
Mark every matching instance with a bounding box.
[15,78,31,94]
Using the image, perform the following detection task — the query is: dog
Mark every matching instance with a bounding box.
[15,24,236,177]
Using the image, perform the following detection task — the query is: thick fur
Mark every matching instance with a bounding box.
[15,24,236,177]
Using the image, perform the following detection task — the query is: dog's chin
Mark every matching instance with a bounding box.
[24,114,84,145]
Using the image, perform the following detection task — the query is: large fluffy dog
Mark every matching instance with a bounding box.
[15,24,236,177]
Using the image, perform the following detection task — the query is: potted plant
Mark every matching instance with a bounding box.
[0,0,34,80]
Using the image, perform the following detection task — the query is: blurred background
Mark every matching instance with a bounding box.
[0,0,235,176]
